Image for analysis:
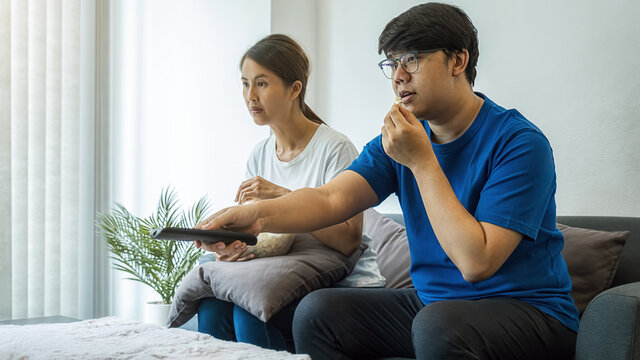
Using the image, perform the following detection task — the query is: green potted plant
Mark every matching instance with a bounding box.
[96,187,211,324]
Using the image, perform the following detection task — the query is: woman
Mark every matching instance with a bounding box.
[195,34,384,351]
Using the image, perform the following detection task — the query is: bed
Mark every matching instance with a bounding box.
[0,317,310,359]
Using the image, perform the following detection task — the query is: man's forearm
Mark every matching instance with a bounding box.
[258,186,358,235]
[411,160,490,280]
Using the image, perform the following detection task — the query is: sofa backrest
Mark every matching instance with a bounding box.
[556,216,640,288]
[382,214,639,289]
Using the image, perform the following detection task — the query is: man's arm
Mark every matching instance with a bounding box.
[410,163,522,282]
[199,170,378,255]
[382,105,522,283]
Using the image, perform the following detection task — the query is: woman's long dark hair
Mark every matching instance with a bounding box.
[240,34,324,125]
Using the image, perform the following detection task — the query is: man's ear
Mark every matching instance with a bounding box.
[450,49,469,78]
[290,80,303,101]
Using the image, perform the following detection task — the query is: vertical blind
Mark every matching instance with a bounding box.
[0,0,97,321]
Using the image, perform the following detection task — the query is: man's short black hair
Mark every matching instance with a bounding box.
[378,2,479,86]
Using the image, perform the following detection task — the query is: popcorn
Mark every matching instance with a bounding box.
[395,96,402,105]
[241,232,295,258]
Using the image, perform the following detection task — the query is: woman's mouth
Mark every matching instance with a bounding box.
[250,107,263,115]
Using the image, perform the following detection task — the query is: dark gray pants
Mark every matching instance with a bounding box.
[292,288,576,360]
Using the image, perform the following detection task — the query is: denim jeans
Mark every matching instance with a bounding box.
[197,297,299,351]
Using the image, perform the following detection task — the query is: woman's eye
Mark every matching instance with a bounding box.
[257,81,266,87]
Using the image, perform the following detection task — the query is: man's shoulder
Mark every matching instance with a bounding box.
[483,98,547,142]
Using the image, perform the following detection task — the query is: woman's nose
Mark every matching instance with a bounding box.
[246,86,258,101]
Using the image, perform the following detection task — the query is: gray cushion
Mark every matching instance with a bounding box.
[168,233,364,325]
[557,216,640,287]
[364,209,412,289]
[575,282,640,360]
[558,223,629,314]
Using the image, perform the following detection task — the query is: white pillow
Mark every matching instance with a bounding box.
[334,233,386,287]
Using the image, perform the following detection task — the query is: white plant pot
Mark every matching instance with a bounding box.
[144,301,171,326]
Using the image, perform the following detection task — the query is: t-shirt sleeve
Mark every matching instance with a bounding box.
[346,135,397,205]
[474,130,556,240]
[323,140,359,183]
[245,145,259,180]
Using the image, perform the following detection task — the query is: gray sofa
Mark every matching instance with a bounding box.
[182,215,640,359]
[379,215,640,360]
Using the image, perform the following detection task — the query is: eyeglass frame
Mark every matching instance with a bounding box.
[377,48,445,79]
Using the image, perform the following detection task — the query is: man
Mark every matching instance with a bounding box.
[199,3,578,359]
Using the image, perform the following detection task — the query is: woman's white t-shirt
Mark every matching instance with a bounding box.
[245,124,385,287]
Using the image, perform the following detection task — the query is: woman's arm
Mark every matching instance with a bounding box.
[308,212,363,256]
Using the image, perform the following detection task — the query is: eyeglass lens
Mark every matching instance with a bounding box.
[380,53,419,79]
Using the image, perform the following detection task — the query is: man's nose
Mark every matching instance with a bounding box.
[393,63,410,84]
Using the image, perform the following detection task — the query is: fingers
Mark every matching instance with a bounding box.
[237,179,261,204]
[238,189,257,205]
[383,110,396,130]
[217,240,246,256]
[395,104,419,125]
[237,253,255,262]
[216,240,249,262]
[222,250,246,262]
[199,207,231,230]
[200,241,227,252]
[388,104,410,127]
[235,178,256,203]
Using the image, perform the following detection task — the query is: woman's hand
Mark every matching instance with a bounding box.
[197,239,255,262]
[235,176,290,204]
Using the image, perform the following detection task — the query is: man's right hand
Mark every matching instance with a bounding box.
[196,203,263,235]
[193,203,263,261]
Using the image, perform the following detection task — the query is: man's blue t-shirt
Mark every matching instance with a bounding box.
[347,93,579,332]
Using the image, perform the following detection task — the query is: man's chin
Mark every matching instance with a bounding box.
[402,104,424,120]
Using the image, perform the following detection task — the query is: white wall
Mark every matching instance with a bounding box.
[307,0,640,216]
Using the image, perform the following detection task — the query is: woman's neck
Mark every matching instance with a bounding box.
[270,108,321,162]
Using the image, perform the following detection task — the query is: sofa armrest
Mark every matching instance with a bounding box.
[576,282,640,360]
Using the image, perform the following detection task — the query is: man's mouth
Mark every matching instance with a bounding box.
[398,90,416,103]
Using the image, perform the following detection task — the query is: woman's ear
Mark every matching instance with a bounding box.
[289,80,303,101]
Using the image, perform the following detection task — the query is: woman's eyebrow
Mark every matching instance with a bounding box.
[241,74,269,81]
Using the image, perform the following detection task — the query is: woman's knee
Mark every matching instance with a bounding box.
[197,297,235,340]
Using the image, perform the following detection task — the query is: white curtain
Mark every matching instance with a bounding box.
[0,0,98,321]
[108,0,271,320]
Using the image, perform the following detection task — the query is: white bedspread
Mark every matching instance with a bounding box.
[0,317,310,360]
